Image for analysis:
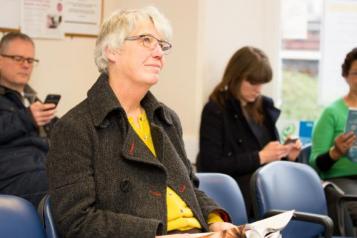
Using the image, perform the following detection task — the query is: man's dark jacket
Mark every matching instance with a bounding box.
[47,74,228,238]
[0,85,48,189]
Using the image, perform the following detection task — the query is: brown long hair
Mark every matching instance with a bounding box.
[209,46,272,124]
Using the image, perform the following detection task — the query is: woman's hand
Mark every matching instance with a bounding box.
[155,222,237,237]
[156,234,192,238]
[209,222,236,232]
[330,131,356,160]
[286,139,302,161]
[259,141,290,164]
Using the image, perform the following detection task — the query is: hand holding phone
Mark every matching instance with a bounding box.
[44,94,61,106]
[284,138,298,145]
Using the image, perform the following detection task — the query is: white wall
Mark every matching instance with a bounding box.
[200,0,281,108]
[31,38,97,114]
[2,0,282,162]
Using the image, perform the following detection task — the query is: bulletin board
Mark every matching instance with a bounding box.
[0,0,103,38]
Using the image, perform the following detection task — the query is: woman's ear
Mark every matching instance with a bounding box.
[105,47,119,62]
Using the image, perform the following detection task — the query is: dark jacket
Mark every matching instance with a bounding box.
[47,74,227,238]
[0,85,48,186]
[196,92,280,213]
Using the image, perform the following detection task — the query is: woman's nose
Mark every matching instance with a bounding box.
[151,43,164,57]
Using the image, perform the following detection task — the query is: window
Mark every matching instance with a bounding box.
[280,0,323,121]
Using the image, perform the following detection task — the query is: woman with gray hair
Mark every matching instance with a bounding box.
[47,6,236,238]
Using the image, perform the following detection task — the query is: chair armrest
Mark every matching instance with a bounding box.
[325,181,357,236]
[337,194,357,236]
[263,209,334,238]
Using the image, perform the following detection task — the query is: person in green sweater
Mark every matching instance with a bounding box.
[310,47,357,233]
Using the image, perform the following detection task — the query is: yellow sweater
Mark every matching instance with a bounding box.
[128,111,222,231]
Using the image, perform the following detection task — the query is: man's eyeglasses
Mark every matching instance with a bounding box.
[124,34,172,54]
[0,54,39,65]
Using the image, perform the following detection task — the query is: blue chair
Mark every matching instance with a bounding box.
[298,144,356,236]
[0,194,46,238]
[196,172,248,225]
[38,194,59,238]
[251,161,334,238]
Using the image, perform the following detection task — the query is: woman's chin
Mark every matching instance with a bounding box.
[146,77,159,86]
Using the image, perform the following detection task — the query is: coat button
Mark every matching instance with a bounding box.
[120,179,130,192]
[234,114,238,119]
[227,152,232,157]
[237,139,243,144]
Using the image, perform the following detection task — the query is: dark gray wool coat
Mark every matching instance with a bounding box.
[47,73,228,238]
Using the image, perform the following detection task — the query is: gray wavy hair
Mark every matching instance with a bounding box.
[94,6,172,73]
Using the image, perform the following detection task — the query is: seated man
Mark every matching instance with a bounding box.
[0,32,57,207]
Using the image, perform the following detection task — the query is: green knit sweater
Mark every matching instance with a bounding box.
[310,98,357,179]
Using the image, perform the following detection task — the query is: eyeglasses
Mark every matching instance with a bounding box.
[0,54,39,65]
[124,34,172,54]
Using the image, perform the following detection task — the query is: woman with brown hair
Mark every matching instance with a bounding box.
[196,46,301,216]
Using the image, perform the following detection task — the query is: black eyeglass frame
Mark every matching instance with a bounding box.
[0,54,39,65]
[124,34,172,53]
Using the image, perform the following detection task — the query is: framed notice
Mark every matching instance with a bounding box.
[21,0,65,39]
[63,0,103,37]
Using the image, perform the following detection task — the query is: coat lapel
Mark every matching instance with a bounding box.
[121,126,163,168]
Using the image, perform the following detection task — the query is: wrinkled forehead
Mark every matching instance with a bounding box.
[129,19,163,38]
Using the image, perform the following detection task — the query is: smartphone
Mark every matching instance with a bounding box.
[44,94,61,106]
[284,138,298,145]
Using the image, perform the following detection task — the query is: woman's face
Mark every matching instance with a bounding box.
[239,79,264,103]
[112,20,166,87]
[346,60,357,91]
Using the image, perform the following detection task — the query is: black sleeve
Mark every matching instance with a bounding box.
[197,102,260,175]
[315,151,337,171]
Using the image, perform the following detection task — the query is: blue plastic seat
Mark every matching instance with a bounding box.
[251,161,344,238]
[196,172,248,225]
[298,144,357,236]
[0,194,46,238]
[38,194,58,238]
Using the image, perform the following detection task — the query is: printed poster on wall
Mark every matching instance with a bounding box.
[21,0,64,39]
[63,0,101,36]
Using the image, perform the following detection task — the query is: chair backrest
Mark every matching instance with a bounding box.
[297,143,311,164]
[251,161,328,238]
[0,195,46,238]
[196,173,248,225]
[38,194,58,238]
